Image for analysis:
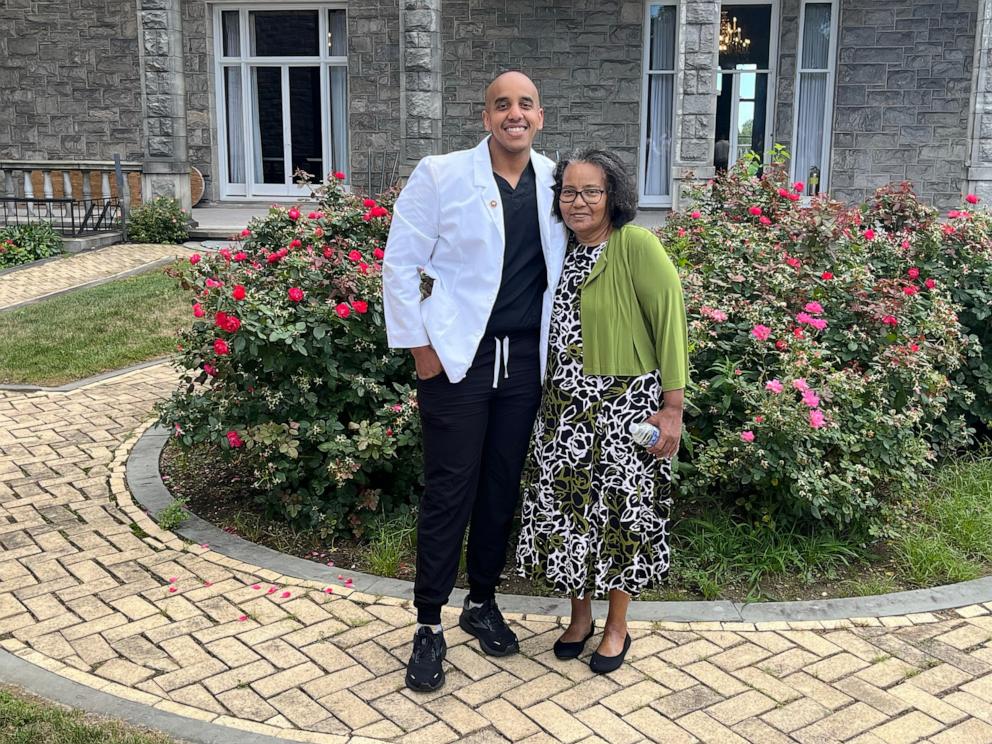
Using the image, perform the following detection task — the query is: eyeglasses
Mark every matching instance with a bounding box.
[558,188,605,205]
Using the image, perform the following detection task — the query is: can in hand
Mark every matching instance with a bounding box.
[629,421,661,448]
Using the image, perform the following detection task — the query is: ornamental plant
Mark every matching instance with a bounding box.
[0,222,63,269]
[663,151,979,531]
[157,175,419,535]
[127,196,190,244]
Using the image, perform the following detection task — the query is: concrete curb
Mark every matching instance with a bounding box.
[0,256,177,313]
[0,357,170,393]
[0,649,306,744]
[129,423,992,622]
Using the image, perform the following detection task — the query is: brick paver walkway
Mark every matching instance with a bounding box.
[1,271,992,742]
[0,243,193,311]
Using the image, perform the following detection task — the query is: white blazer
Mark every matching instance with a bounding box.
[383,137,567,383]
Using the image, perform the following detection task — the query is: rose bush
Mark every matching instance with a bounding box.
[157,175,420,535]
[127,196,190,244]
[0,222,63,269]
[662,152,985,531]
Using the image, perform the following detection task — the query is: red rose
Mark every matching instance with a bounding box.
[373,247,385,260]
[348,249,362,261]
[224,316,241,333]
[363,198,376,208]
[334,171,346,180]
[226,431,243,448]
[335,302,351,318]
[213,339,229,355]
[359,262,370,274]
[192,303,205,318]
[289,238,302,249]
[907,267,920,280]
[371,206,389,218]
[322,246,333,258]
[775,339,787,351]
[215,311,228,329]
[778,188,790,198]
[219,248,232,261]
[362,211,372,222]
[288,287,304,303]
[759,216,772,225]
[821,271,834,280]
[793,181,805,193]
[288,207,300,221]
[189,254,201,265]
[314,227,324,238]
[308,211,317,219]
[240,229,251,237]
[925,277,936,289]
[966,193,980,204]
[863,228,876,240]
[903,285,918,296]
[203,363,217,376]
[352,300,368,314]
[748,206,762,216]
[234,251,247,262]
[882,315,898,326]
[233,285,246,301]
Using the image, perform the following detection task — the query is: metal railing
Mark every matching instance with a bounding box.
[0,196,124,236]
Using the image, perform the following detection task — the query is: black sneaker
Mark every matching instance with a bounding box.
[405,626,446,692]
[458,597,519,657]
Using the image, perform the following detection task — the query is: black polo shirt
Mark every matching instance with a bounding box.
[485,162,547,336]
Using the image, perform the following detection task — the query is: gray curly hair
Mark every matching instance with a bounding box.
[552,148,639,229]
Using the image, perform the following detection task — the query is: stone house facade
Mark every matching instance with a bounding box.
[2,0,992,212]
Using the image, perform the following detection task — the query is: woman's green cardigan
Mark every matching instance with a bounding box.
[578,223,689,392]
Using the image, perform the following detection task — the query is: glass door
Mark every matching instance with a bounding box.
[715,4,775,172]
[215,6,349,200]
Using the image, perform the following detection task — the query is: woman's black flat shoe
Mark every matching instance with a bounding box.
[589,633,631,674]
[553,623,596,660]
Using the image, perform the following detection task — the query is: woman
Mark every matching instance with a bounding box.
[516,148,688,674]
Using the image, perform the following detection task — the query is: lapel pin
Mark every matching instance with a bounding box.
[490,200,498,208]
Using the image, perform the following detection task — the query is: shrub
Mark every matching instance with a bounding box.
[662,151,975,532]
[157,176,420,536]
[0,222,63,269]
[127,196,190,244]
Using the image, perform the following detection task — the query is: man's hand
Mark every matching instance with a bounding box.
[645,406,683,460]
[411,346,444,381]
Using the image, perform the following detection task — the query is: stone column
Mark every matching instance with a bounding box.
[136,0,191,209]
[967,0,992,203]
[672,0,720,209]
[400,0,443,169]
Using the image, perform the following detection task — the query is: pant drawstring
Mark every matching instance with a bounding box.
[491,336,510,388]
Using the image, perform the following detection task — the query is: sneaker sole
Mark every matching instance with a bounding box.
[458,614,519,657]
[405,669,445,692]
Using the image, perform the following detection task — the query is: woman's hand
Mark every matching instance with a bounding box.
[645,405,683,460]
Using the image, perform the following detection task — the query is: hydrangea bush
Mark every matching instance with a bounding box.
[661,153,987,531]
[157,174,420,535]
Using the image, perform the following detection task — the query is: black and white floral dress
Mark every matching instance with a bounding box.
[516,237,672,598]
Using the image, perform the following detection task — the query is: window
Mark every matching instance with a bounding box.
[215,6,348,199]
[640,3,677,204]
[791,1,837,195]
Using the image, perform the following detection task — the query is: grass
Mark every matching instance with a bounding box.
[366,512,417,576]
[670,510,869,600]
[892,451,992,587]
[0,687,176,743]
[0,267,190,385]
[155,498,189,531]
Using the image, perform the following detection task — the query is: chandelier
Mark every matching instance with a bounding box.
[719,12,751,54]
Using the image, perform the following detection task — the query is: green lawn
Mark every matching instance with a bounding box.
[0,268,190,386]
[0,687,176,744]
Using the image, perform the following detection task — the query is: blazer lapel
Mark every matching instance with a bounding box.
[473,137,505,244]
[533,148,553,254]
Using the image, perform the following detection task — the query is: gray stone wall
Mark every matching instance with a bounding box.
[828,0,978,210]
[439,0,645,173]
[349,0,403,193]
[182,1,212,190]
[0,0,144,161]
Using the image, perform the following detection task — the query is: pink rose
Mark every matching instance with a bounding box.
[740,431,755,443]
[192,303,205,318]
[907,267,920,280]
[759,215,772,225]
[203,363,217,376]
[751,324,772,341]
[802,389,820,408]
[335,303,351,318]
[808,317,828,331]
[226,431,243,448]
[925,278,936,289]
[240,229,251,237]
[792,378,810,392]
[749,206,762,216]
[796,312,813,325]
[765,379,784,394]
[903,285,918,296]
[288,207,300,221]
[804,301,823,314]
[809,410,826,429]
[966,193,980,204]
[882,315,898,326]
[690,210,701,219]
[189,254,201,265]
[373,247,385,260]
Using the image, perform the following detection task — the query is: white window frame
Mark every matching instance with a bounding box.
[716,0,781,168]
[639,1,678,207]
[212,3,348,200]
[790,0,838,194]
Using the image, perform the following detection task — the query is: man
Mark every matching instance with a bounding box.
[383,71,566,692]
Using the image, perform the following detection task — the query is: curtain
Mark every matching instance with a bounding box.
[794,4,833,191]
[644,5,676,197]
[225,67,246,184]
[251,67,263,184]
[329,66,348,179]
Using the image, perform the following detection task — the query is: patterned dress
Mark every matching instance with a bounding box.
[516,237,673,598]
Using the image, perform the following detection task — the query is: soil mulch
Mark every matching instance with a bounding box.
[160,439,920,603]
